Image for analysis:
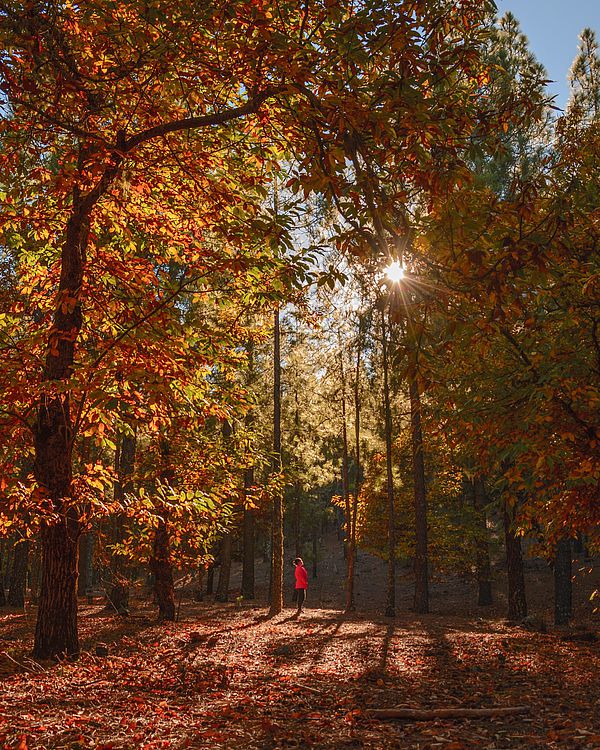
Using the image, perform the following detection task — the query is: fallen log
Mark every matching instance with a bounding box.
[366,706,530,721]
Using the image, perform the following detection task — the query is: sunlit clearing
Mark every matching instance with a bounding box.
[385,260,404,283]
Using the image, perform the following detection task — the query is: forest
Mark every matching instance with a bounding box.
[0,0,598,748]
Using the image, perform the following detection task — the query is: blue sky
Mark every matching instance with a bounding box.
[496,0,600,111]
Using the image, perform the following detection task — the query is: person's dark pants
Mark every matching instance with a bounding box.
[296,588,306,611]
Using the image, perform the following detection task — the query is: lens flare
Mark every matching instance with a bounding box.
[385,260,405,283]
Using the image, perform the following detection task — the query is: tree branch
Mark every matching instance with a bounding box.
[123,87,286,152]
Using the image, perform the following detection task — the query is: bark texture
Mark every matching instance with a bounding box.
[150,518,175,621]
[32,192,92,659]
[216,534,232,603]
[7,538,29,608]
[0,542,6,607]
[33,512,80,659]
[77,532,94,597]
[381,312,396,618]
[241,466,255,600]
[503,502,527,621]
[472,477,493,606]
[554,536,572,626]
[367,706,530,721]
[269,307,283,616]
[106,430,136,615]
[410,377,429,614]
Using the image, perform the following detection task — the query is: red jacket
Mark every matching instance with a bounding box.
[294,564,308,590]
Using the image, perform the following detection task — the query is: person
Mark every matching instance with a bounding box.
[293,557,308,615]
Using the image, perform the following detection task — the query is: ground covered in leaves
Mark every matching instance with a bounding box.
[1,599,599,750]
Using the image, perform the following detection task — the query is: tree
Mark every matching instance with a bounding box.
[0,0,502,657]
[567,28,600,123]
[269,306,283,616]
[380,309,397,618]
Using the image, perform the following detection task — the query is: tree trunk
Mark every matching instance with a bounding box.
[294,486,302,557]
[206,563,215,595]
[270,306,284,616]
[472,476,493,606]
[367,706,530,721]
[29,541,41,605]
[312,523,318,579]
[77,532,94,597]
[381,311,396,618]
[150,438,175,621]
[33,512,80,659]
[339,348,353,611]
[347,319,363,613]
[216,533,232,602]
[0,541,6,607]
[554,536,572,626]
[150,517,175,621]
[410,377,429,614]
[106,429,136,615]
[8,538,30,608]
[194,565,205,601]
[241,466,255,600]
[503,501,527,621]
[32,199,91,659]
[2,539,13,595]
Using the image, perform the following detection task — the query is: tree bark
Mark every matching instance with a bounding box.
[206,563,215,595]
[0,541,6,607]
[554,536,572,626]
[339,348,353,611]
[194,565,205,601]
[29,541,41,605]
[77,532,94,597]
[410,377,429,614]
[472,476,493,606]
[32,192,93,659]
[270,305,284,616]
[150,517,175,621]
[366,706,530,721]
[503,501,527,621]
[216,533,232,602]
[150,438,175,621]
[241,465,256,600]
[347,318,363,613]
[294,485,302,557]
[33,511,80,659]
[381,311,396,618]
[106,429,136,615]
[8,538,29,608]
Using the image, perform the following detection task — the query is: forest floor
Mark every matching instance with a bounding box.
[1,533,599,750]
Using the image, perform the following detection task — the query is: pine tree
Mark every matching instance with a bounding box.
[474,12,552,196]
[567,28,600,122]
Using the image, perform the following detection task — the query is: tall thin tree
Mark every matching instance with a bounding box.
[381,309,396,618]
[269,305,284,616]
